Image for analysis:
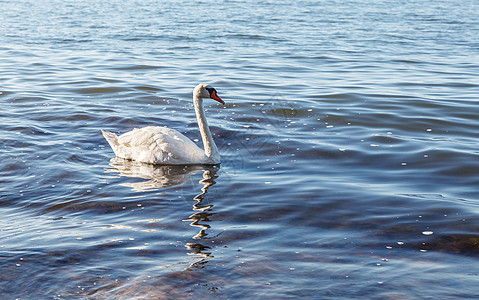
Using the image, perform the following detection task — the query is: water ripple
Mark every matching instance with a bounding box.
[1,0,479,298]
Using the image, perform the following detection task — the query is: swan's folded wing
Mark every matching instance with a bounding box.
[116,126,204,164]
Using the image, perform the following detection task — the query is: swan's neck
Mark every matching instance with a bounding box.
[194,95,219,162]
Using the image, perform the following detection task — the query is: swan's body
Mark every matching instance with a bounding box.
[102,84,224,165]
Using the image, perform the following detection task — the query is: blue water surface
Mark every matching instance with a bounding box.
[1,0,479,298]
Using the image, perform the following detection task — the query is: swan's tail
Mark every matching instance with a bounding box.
[101,129,119,152]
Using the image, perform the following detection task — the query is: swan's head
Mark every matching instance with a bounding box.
[194,83,224,105]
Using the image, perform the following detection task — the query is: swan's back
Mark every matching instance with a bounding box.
[102,126,206,165]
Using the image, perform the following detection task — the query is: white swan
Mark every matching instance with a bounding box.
[101,83,224,165]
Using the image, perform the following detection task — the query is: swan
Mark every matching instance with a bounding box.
[101,83,224,165]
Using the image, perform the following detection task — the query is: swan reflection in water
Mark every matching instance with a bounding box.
[106,157,220,270]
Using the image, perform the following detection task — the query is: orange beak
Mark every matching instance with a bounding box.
[210,90,224,105]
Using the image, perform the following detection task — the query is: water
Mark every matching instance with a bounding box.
[1,0,479,298]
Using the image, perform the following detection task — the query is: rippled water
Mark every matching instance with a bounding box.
[1,0,479,298]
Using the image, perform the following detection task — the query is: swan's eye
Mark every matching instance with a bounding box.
[205,87,215,96]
